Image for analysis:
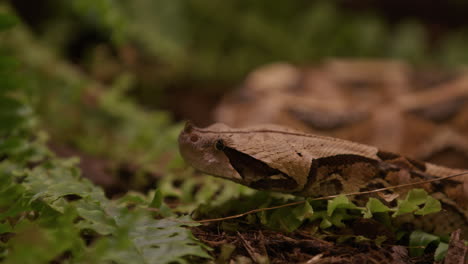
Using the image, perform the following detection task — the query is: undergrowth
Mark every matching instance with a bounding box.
[0,12,209,263]
[163,170,458,262]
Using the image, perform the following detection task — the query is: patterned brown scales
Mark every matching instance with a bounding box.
[214,60,468,169]
[179,122,468,236]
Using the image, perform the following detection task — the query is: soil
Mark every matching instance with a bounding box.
[191,223,433,264]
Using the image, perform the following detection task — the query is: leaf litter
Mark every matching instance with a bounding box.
[185,182,468,263]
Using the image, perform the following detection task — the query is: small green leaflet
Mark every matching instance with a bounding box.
[393,189,441,217]
[434,242,448,261]
[308,195,359,229]
[363,198,390,218]
[264,201,314,232]
[409,230,448,261]
[327,195,357,216]
[414,196,441,215]
[149,189,173,217]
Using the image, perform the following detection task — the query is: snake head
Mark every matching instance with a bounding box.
[178,122,244,183]
[178,122,303,193]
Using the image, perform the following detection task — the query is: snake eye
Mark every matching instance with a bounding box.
[214,139,225,150]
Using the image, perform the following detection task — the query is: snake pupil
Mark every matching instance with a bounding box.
[215,139,225,150]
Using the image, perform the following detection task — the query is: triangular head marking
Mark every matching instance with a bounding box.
[302,154,379,193]
[221,146,298,190]
[377,150,427,171]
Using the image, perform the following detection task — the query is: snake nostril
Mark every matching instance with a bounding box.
[190,135,199,142]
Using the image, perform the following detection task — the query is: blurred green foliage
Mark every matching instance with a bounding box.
[0,10,210,263]
[2,11,184,185]
[40,0,468,83]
